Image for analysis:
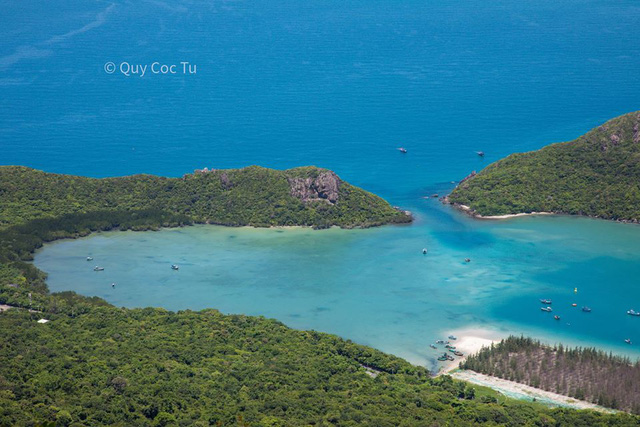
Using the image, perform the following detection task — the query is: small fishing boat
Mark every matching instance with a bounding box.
[476,151,485,157]
[111,283,116,288]
[429,344,437,349]
[435,340,445,344]
[445,344,456,349]
[627,309,640,316]
[437,355,448,361]
[422,248,428,255]
[571,303,577,307]
[464,258,471,263]
[625,339,632,345]
[554,315,560,320]
[453,351,464,357]
[171,264,179,270]
[448,335,457,340]
[582,306,592,312]
[540,306,552,312]
[86,256,93,261]
[398,147,407,154]
[540,299,552,305]
[93,266,104,271]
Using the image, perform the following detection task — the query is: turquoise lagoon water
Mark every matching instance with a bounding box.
[34,208,640,370]
[2,0,640,369]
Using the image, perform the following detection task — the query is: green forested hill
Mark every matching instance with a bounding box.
[1,301,638,426]
[448,112,640,219]
[0,166,410,229]
[0,165,638,426]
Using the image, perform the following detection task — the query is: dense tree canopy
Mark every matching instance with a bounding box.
[2,302,639,426]
[0,166,410,230]
[0,165,638,425]
[449,111,640,219]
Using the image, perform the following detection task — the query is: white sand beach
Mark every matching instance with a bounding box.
[433,327,617,412]
[458,204,554,220]
[451,369,616,412]
[434,327,503,374]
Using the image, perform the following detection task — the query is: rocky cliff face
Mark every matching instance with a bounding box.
[288,171,340,204]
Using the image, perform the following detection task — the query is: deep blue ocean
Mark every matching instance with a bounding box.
[3,0,640,370]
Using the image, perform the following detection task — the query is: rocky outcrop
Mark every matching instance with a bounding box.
[288,171,341,204]
[459,170,477,184]
[220,173,233,190]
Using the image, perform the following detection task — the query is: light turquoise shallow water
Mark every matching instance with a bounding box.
[3,0,640,371]
[34,201,640,371]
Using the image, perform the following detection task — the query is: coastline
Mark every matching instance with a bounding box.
[434,327,504,375]
[450,369,616,413]
[455,203,554,220]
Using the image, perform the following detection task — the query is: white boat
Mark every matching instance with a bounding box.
[86,256,93,261]
[93,266,104,271]
[540,306,552,312]
[171,264,179,270]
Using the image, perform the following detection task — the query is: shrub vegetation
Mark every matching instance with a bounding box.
[449,112,640,219]
[0,166,637,425]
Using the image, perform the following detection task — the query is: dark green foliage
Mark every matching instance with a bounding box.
[1,305,638,426]
[0,166,410,230]
[462,336,640,414]
[449,111,640,219]
[0,165,408,305]
[0,165,637,425]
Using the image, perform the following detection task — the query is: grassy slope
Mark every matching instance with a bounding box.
[0,166,410,229]
[448,112,640,219]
